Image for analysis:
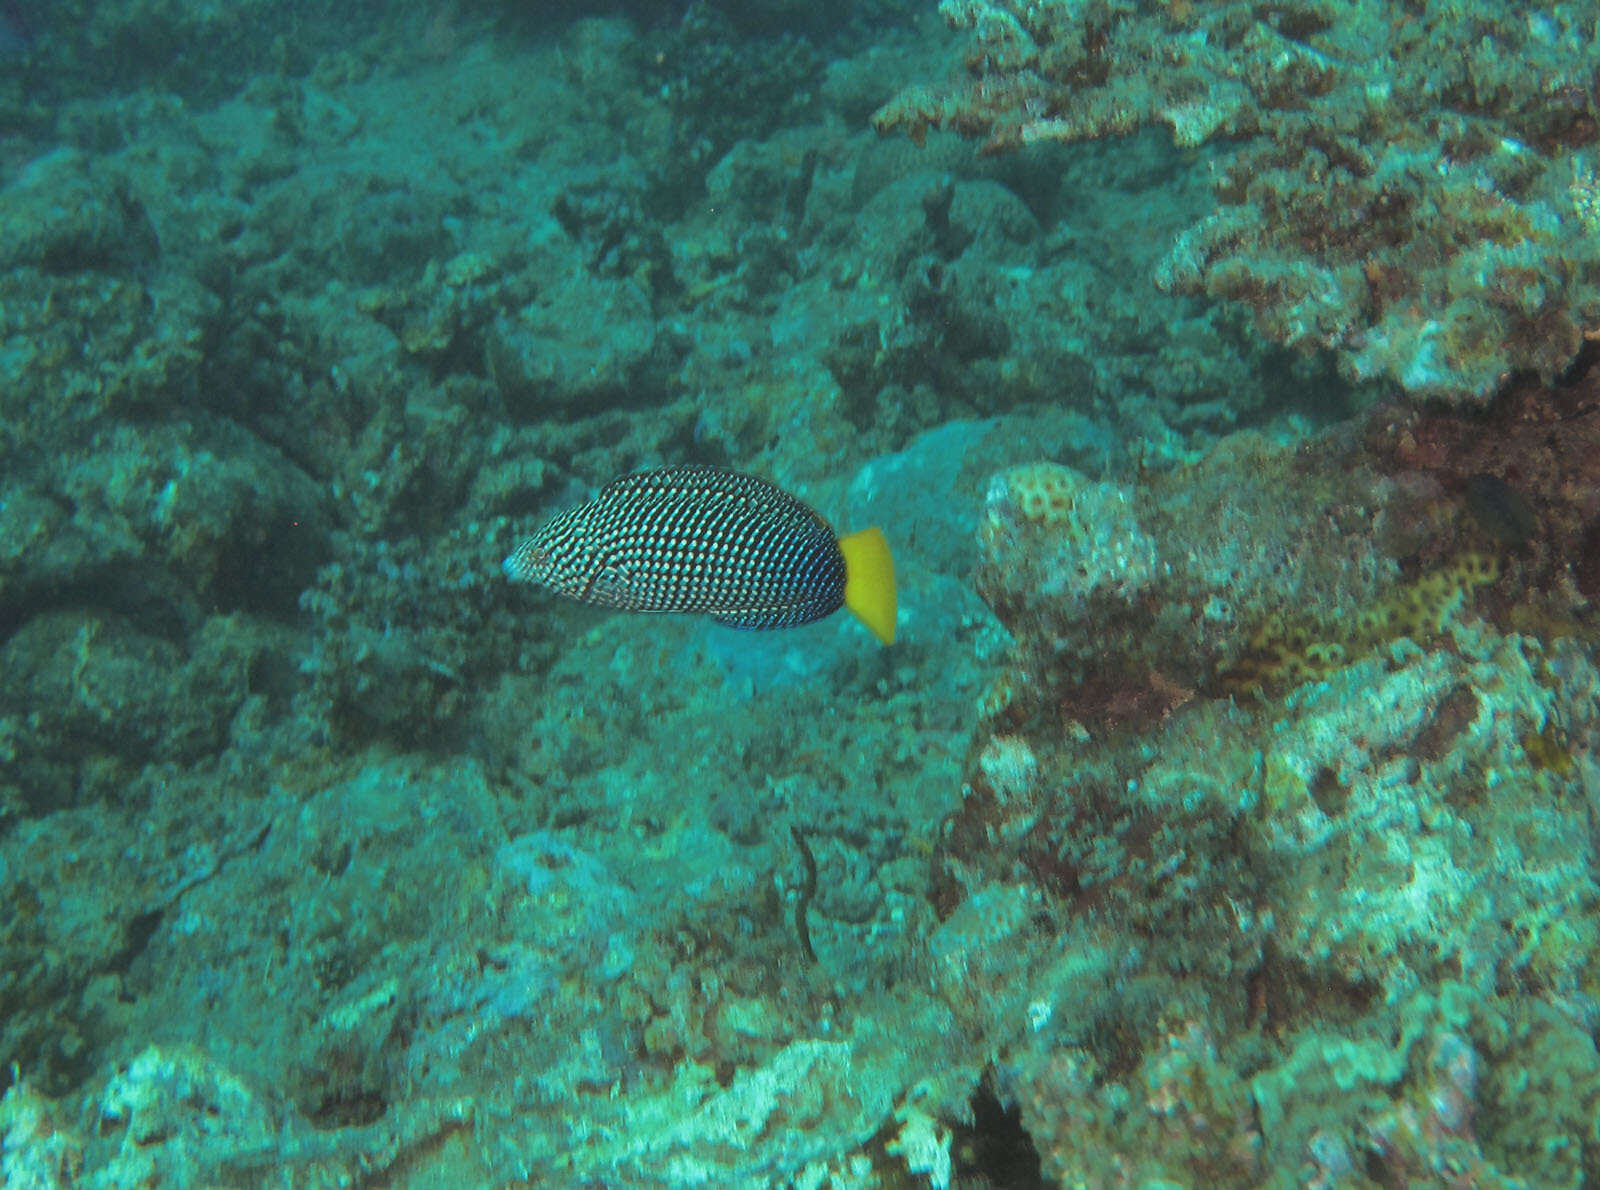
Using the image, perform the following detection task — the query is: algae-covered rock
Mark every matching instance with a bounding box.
[0,148,159,274]
[40,419,330,618]
[486,271,667,413]
[0,265,215,447]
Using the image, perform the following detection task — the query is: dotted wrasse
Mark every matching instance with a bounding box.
[503,466,897,644]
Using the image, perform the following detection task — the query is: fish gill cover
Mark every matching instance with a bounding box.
[0,0,1598,1186]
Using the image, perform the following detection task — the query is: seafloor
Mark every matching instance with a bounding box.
[2,0,1599,1186]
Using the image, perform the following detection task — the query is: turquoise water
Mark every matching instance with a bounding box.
[3,1,1599,1186]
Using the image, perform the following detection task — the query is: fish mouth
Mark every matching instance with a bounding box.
[503,545,549,582]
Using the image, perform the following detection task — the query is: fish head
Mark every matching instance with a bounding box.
[502,509,596,600]
[502,537,551,584]
[503,535,576,590]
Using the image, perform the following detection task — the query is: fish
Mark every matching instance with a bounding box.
[503,466,896,644]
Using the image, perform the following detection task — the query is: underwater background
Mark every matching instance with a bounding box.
[3,0,1600,1185]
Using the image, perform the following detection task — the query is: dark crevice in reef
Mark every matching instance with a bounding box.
[953,1079,1047,1189]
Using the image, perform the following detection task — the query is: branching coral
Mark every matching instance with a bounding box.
[875,0,1600,401]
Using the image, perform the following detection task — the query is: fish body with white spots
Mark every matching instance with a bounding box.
[504,467,896,644]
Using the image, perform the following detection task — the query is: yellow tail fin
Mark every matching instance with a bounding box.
[839,527,896,645]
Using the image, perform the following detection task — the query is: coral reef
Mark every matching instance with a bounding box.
[972,432,1409,720]
[936,367,1600,1185]
[4,0,1599,1185]
[875,0,1600,401]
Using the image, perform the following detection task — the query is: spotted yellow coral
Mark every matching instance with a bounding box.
[1219,553,1500,696]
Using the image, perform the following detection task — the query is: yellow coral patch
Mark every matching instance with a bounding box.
[1008,462,1083,528]
[1218,553,1499,696]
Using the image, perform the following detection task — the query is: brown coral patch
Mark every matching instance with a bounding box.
[1575,518,1600,600]
[1244,939,1379,1038]
[1059,667,1196,734]
[1412,684,1481,764]
[1364,352,1600,620]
